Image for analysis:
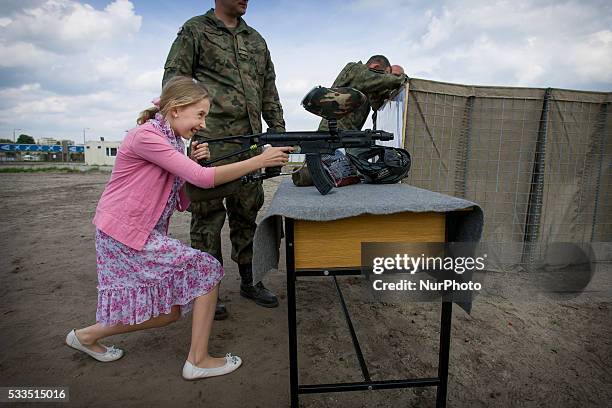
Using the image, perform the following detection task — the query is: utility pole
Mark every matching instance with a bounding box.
[13,128,22,142]
[83,127,90,146]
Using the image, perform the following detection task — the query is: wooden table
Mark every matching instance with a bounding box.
[284,210,464,407]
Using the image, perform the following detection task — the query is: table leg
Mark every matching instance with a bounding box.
[436,301,453,408]
[285,218,299,408]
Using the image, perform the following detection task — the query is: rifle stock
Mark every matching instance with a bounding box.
[185,178,243,202]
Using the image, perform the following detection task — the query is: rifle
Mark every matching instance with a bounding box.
[192,86,394,197]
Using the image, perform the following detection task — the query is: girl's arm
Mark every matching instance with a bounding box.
[211,146,291,185]
[134,129,216,188]
[134,129,290,188]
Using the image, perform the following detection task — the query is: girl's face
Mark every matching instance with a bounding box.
[169,98,210,139]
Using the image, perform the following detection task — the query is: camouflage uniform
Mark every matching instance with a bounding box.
[318,61,406,132]
[163,9,285,266]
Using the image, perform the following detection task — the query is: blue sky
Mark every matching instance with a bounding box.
[1,0,611,143]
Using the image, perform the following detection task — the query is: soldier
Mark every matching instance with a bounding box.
[318,55,407,133]
[163,0,286,320]
[299,55,408,184]
[391,64,405,76]
[292,58,407,187]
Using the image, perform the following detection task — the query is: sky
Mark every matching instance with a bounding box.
[0,0,611,144]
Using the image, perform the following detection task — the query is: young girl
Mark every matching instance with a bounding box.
[66,76,292,380]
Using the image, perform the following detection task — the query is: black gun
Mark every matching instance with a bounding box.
[201,127,393,195]
[192,86,394,197]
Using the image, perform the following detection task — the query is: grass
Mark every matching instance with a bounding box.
[0,166,101,173]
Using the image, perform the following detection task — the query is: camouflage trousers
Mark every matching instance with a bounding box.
[189,142,264,266]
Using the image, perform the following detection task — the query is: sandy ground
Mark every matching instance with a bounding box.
[0,171,610,408]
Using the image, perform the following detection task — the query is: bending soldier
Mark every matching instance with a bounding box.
[293,55,407,186]
[318,55,407,134]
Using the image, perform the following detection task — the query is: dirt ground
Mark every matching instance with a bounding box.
[0,171,610,408]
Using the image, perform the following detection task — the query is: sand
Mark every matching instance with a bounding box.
[0,172,610,407]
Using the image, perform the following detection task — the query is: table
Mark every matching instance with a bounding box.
[284,211,464,407]
[251,181,483,407]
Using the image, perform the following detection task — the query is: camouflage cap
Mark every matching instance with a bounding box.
[301,86,367,120]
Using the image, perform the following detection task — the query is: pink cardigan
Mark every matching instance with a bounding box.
[93,123,216,250]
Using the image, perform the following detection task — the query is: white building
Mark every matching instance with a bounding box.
[85,140,121,166]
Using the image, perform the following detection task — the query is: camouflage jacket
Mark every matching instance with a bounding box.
[318,61,406,131]
[163,9,285,140]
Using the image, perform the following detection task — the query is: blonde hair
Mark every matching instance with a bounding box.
[137,76,210,125]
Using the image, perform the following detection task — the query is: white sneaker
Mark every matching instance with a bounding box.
[182,354,242,380]
[65,329,124,362]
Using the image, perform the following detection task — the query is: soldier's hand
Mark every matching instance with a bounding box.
[190,141,210,162]
[258,146,293,168]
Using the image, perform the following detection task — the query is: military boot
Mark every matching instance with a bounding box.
[238,263,279,308]
[215,298,228,320]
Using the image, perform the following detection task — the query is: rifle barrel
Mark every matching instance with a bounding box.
[202,129,394,145]
[259,130,393,143]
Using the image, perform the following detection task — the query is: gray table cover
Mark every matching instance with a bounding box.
[253,180,484,312]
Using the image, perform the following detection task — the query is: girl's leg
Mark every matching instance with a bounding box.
[186,285,227,368]
[74,306,181,353]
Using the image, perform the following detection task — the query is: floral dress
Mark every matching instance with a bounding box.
[95,114,224,326]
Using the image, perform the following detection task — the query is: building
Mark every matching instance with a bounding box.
[85,139,121,166]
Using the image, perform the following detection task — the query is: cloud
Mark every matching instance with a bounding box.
[0,0,46,15]
[128,69,165,93]
[1,0,141,54]
[568,30,612,82]
[0,42,60,68]
[0,0,155,141]
[0,0,148,92]
[398,0,612,88]
[1,0,610,142]
[0,81,141,140]
[273,0,611,132]
[420,8,452,49]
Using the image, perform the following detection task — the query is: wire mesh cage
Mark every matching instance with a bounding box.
[377,79,611,270]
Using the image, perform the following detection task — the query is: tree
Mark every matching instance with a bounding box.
[0,138,13,144]
[16,134,35,144]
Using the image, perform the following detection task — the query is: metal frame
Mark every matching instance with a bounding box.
[522,87,551,264]
[284,217,453,407]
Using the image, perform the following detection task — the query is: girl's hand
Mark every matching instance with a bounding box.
[257,146,294,168]
[212,145,294,187]
[190,141,210,162]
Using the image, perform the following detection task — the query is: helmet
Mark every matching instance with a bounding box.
[301,86,367,120]
[346,147,411,184]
